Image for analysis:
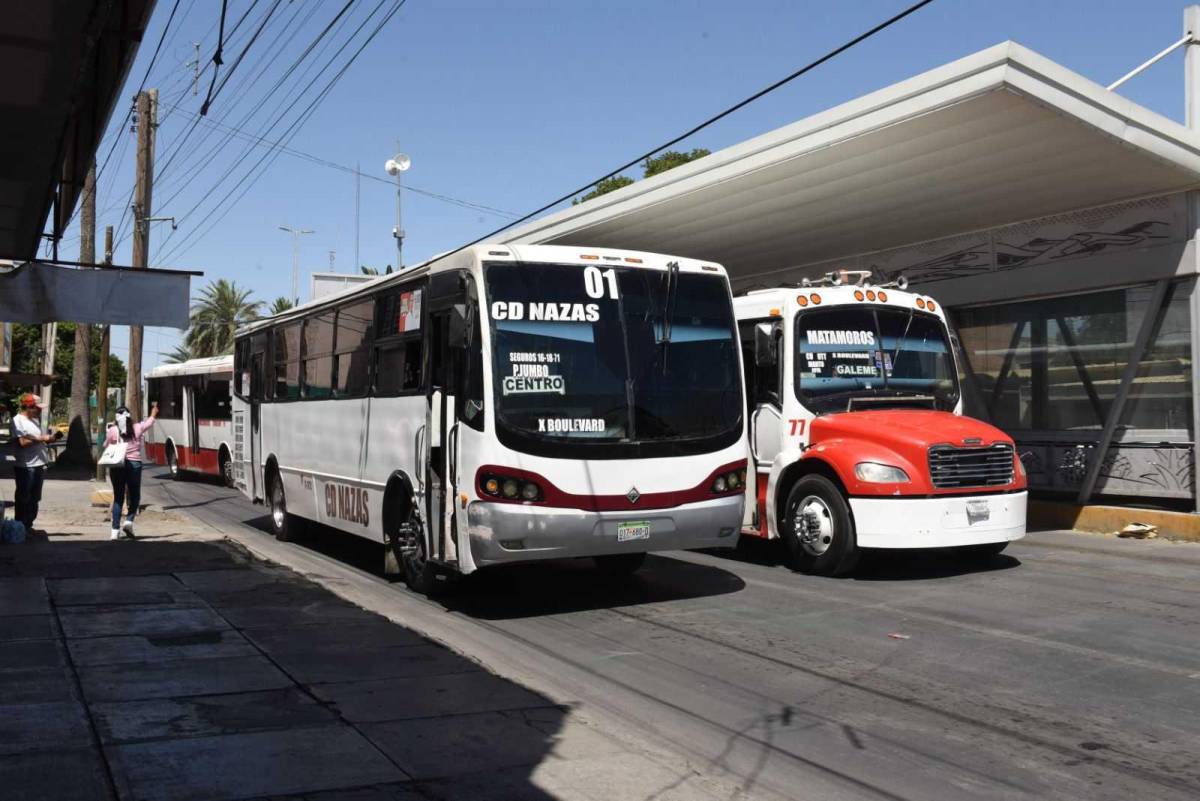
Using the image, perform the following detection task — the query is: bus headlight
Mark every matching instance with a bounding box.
[712,475,728,492]
[520,482,540,501]
[480,471,544,503]
[854,462,910,483]
[502,479,520,499]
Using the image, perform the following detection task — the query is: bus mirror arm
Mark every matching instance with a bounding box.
[414,425,425,491]
[754,322,778,367]
[448,304,473,349]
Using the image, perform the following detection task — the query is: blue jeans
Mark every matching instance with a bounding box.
[110,460,143,529]
[13,466,45,530]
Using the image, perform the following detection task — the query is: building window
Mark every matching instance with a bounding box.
[955,281,1193,437]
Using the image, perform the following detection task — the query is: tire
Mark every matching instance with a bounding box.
[218,448,235,489]
[593,552,647,577]
[393,503,439,596]
[268,468,299,542]
[961,541,1008,559]
[781,474,860,577]
[166,444,180,480]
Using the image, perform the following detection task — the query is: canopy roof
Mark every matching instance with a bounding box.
[0,0,156,260]
[504,42,1200,287]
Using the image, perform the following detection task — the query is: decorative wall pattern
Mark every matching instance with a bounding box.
[1016,439,1194,500]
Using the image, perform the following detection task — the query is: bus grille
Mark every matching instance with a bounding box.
[927,444,1014,489]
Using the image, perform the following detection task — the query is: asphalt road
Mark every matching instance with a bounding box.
[145,469,1200,801]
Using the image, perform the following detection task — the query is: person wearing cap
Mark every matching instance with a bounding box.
[10,394,57,534]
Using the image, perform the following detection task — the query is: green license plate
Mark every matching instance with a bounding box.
[617,521,650,542]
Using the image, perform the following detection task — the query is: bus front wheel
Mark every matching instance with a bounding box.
[166,444,180,480]
[219,448,235,489]
[393,504,439,596]
[782,474,859,577]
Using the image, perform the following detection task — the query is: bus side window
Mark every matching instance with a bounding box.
[302,312,335,400]
[274,323,302,401]
[738,320,781,409]
[373,339,423,395]
[333,298,374,398]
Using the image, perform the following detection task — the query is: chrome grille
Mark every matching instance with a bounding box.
[928,443,1014,489]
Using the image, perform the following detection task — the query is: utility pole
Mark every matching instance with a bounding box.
[278,225,314,305]
[127,88,156,421]
[65,159,96,468]
[328,250,336,272]
[189,42,201,96]
[96,226,113,481]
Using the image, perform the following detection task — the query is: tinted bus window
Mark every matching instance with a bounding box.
[334,300,373,398]
[274,323,302,400]
[303,312,335,399]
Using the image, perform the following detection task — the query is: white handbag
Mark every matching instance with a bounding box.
[98,441,126,467]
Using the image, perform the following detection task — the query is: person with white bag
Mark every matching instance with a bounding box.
[101,402,158,540]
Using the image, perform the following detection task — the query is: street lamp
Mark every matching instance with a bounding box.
[278,225,314,305]
[385,151,410,269]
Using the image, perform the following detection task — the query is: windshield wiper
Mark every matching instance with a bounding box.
[658,260,680,374]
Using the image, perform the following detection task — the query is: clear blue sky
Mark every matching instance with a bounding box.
[55,0,1199,370]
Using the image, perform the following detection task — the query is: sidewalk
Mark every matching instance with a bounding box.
[1,479,735,801]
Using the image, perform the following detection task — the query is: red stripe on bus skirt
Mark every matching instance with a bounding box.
[475,459,747,512]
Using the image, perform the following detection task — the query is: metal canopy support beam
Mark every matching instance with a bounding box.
[987,320,1026,420]
[1076,279,1171,506]
[1054,315,1108,426]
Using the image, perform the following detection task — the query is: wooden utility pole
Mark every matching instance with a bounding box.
[96,225,113,481]
[65,160,96,468]
[126,88,156,420]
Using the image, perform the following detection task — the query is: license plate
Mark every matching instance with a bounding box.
[617,521,650,542]
[966,500,990,524]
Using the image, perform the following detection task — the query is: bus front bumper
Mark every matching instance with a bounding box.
[849,491,1027,549]
[466,495,743,567]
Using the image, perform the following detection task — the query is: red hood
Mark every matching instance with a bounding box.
[804,410,1022,496]
[810,409,1012,451]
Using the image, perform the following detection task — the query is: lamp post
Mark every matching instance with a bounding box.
[278,225,314,305]
[385,151,411,269]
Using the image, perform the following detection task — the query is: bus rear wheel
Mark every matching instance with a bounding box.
[268,469,298,542]
[782,474,859,577]
[593,552,647,577]
[166,444,180,480]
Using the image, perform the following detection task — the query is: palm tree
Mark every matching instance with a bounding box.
[361,265,393,276]
[164,343,193,364]
[269,296,294,315]
[184,279,261,358]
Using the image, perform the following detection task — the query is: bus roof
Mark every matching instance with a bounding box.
[236,243,726,337]
[146,355,234,378]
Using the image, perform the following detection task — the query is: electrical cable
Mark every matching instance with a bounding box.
[199,0,231,115]
[159,0,407,263]
[204,0,286,112]
[437,0,938,261]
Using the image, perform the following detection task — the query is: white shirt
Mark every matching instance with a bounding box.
[11,413,49,468]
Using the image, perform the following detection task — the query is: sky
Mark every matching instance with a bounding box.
[52,0,1200,371]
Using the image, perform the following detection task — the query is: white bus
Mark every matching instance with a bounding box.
[736,271,1026,576]
[145,356,236,486]
[232,244,747,592]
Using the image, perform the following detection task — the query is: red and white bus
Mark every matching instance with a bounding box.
[231,244,747,592]
[145,356,236,486]
[737,271,1027,576]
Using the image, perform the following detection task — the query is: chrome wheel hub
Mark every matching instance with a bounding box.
[794,495,834,556]
[271,487,285,528]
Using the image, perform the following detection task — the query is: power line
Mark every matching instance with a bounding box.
[204,0,286,113]
[159,0,408,264]
[198,0,231,115]
[438,0,938,260]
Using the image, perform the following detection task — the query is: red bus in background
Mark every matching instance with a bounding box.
[144,356,236,486]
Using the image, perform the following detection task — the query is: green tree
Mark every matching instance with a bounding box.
[184,279,261,358]
[269,296,295,315]
[573,175,635,205]
[641,148,710,178]
[164,343,194,364]
[361,265,393,276]
[7,323,125,422]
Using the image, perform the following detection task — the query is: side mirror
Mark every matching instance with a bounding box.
[448,303,473,349]
[754,322,778,367]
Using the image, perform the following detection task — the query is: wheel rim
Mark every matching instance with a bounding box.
[168,449,178,475]
[221,457,233,486]
[793,495,835,556]
[271,481,286,530]
[404,511,427,575]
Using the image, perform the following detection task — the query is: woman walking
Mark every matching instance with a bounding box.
[104,402,158,540]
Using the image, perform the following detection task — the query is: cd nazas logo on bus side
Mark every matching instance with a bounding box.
[324,482,369,526]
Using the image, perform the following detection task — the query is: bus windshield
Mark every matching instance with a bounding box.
[795,306,960,413]
[485,262,742,458]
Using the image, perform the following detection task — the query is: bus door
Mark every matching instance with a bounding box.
[743,319,784,534]
[249,350,265,501]
[424,271,472,566]
[181,381,195,466]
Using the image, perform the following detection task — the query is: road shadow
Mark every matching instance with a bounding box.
[0,538,569,800]
[709,536,1021,581]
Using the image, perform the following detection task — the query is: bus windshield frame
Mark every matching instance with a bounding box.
[484,261,743,459]
[794,305,960,414]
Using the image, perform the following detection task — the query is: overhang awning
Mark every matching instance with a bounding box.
[504,41,1200,289]
[0,0,156,260]
[0,262,190,327]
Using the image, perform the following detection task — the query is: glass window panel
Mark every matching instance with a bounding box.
[336,300,374,353]
[303,356,333,399]
[305,312,335,357]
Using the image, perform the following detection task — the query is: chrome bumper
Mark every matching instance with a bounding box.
[466,495,743,567]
